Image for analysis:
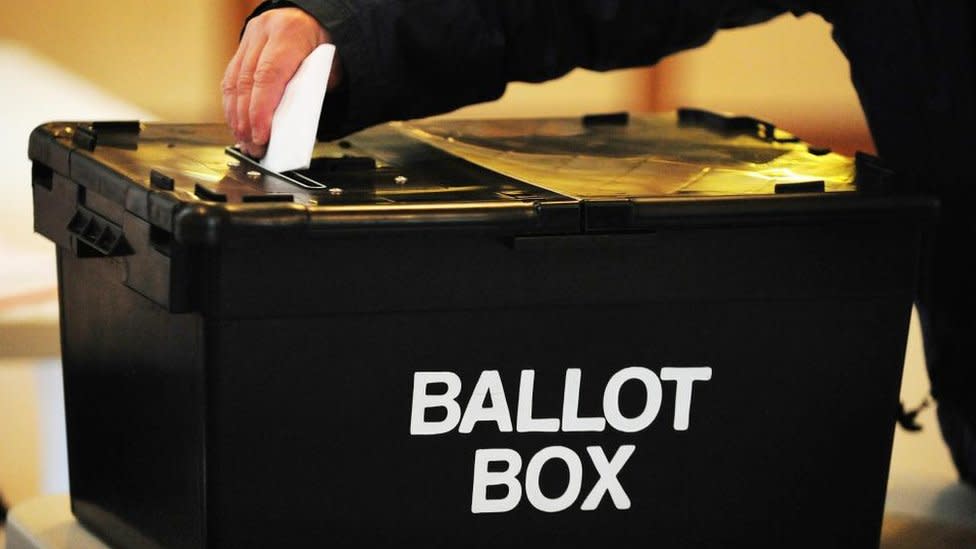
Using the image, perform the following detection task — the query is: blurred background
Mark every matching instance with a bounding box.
[1,2,971,546]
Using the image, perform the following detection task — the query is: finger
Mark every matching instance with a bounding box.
[327,53,343,91]
[248,42,310,148]
[244,142,268,159]
[235,33,269,145]
[221,45,245,138]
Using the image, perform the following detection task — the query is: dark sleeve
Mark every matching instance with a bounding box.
[252,0,793,139]
[814,2,975,188]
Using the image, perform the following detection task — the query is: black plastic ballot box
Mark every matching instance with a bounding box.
[29,111,934,548]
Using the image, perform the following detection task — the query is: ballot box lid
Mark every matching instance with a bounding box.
[29,110,933,246]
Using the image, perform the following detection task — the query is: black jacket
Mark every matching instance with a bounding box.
[252,1,974,190]
[277,0,793,138]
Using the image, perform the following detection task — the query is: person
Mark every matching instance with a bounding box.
[223,1,976,484]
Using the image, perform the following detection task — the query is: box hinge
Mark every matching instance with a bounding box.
[582,199,635,232]
[33,171,80,250]
[774,181,826,194]
[582,111,629,127]
[71,121,142,152]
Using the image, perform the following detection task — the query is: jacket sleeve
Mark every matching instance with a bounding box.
[253,1,793,138]
[816,2,975,187]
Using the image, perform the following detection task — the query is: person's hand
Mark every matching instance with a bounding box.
[222,7,342,158]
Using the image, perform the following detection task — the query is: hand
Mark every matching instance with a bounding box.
[222,7,342,158]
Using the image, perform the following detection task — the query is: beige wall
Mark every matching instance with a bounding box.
[1,1,241,121]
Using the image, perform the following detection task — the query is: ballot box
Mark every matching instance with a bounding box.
[29,110,934,549]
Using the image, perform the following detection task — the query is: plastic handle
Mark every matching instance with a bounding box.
[677,107,798,143]
[67,207,130,257]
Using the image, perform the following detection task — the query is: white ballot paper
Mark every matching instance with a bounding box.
[260,43,335,173]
